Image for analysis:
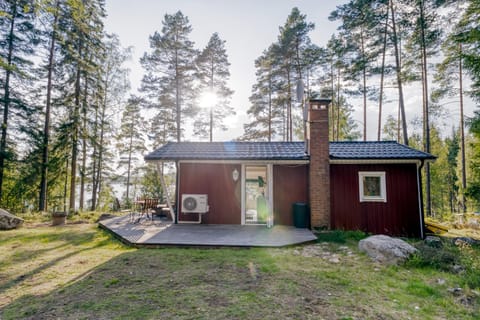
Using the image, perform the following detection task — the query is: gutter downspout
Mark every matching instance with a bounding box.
[417,160,425,239]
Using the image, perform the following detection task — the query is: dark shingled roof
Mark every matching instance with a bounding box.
[329,141,436,160]
[144,141,309,161]
[144,141,435,161]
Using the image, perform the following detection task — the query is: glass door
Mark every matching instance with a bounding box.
[244,165,268,225]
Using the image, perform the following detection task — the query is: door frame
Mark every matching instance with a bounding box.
[241,163,273,226]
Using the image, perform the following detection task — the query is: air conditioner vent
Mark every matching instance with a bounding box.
[181,194,208,213]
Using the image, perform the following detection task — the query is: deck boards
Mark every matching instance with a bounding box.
[99,215,317,247]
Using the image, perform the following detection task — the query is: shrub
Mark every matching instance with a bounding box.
[406,242,460,271]
[316,230,368,244]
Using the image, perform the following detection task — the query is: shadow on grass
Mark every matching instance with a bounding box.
[0,225,99,246]
[0,226,122,295]
[0,248,339,320]
[1,229,478,320]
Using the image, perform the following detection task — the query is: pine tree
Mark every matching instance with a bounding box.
[242,7,318,142]
[389,0,409,145]
[37,0,63,211]
[90,33,130,210]
[330,0,382,141]
[453,0,480,210]
[403,0,444,217]
[467,111,480,209]
[454,0,480,100]
[318,34,351,141]
[374,0,392,141]
[382,114,401,141]
[116,95,146,206]
[276,7,315,141]
[242,46,283,141]
[333,94,362,141]
[140,11,198,143]
[453,0,480,211]
[0,0,37,204]
[54,0,106,213]
[445,128,460,213]
[194,33,234,141]
[432,1,468,213]
[428,125,448,216]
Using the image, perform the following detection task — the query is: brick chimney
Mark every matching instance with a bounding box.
[308,98,331,229]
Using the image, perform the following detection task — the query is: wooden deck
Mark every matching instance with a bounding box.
[99,215,317,247]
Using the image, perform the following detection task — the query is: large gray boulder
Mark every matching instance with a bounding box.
[0,208,24,230]
[359,234,417,265]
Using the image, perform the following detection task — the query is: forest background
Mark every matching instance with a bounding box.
[1,0,480,223]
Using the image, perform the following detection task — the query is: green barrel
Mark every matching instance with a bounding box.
[292,202,309,228]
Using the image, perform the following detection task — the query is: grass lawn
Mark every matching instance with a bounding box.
[0,222,479,319]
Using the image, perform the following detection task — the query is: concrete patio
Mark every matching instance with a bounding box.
[99,214,317,247]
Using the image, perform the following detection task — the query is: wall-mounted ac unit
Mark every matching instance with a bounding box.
[181,194,209,213]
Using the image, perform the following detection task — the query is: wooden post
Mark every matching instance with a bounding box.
[156,162,175,222]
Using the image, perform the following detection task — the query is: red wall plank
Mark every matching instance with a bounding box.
[273,165,309,226]
[330,163,421,237]
[179,163,241,224]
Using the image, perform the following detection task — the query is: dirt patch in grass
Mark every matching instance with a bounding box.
[0,225,479,319]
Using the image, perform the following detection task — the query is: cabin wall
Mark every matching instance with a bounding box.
[179,163,241,224]
[330,163,421,237]
[273,164,309,226]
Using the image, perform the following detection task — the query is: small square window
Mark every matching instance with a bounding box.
[359,172,386,202]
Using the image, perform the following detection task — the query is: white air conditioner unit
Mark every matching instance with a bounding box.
[181,194,209,213]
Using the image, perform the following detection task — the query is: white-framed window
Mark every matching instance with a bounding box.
[358,171,387,202]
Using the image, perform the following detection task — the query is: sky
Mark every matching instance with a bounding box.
[104,0,344,141]
[103,0,474,142]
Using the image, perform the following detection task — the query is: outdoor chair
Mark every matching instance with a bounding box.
[131,198,160,223]
[143,198,160,220]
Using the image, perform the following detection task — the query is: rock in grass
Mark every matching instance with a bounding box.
[424,235,443,248]
[0,208,24,230]
[453,237,478,246]
[358,234,417,265]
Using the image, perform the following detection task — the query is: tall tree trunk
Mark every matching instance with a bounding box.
[79,73,88,211]
[126,117,134,203]
[175,48,181,142]
[39,0,59,212]
[283,101,286,141]
[91,76,108,210]
[336,68,341,141]
[95,116,105,210]
[419,0,431,216]
[287,66,292,141]
[63,157,69,212]
[378,8,389,141]
[389,0,409,145]
[459,43,466,213]
[0,3,17,204]
[268,74,272,142]
[397,102,401,142]
[330,59,335,140]
[294,37,304,142]
[295,38,303,81]
[209,58,214,142]
[90,102,99,210]
[360,27,367,141]
[69,44,82,213]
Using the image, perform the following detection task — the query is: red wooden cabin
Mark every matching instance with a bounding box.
[145,100,435,238]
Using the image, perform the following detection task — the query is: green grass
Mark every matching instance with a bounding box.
[0,223,479,319]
